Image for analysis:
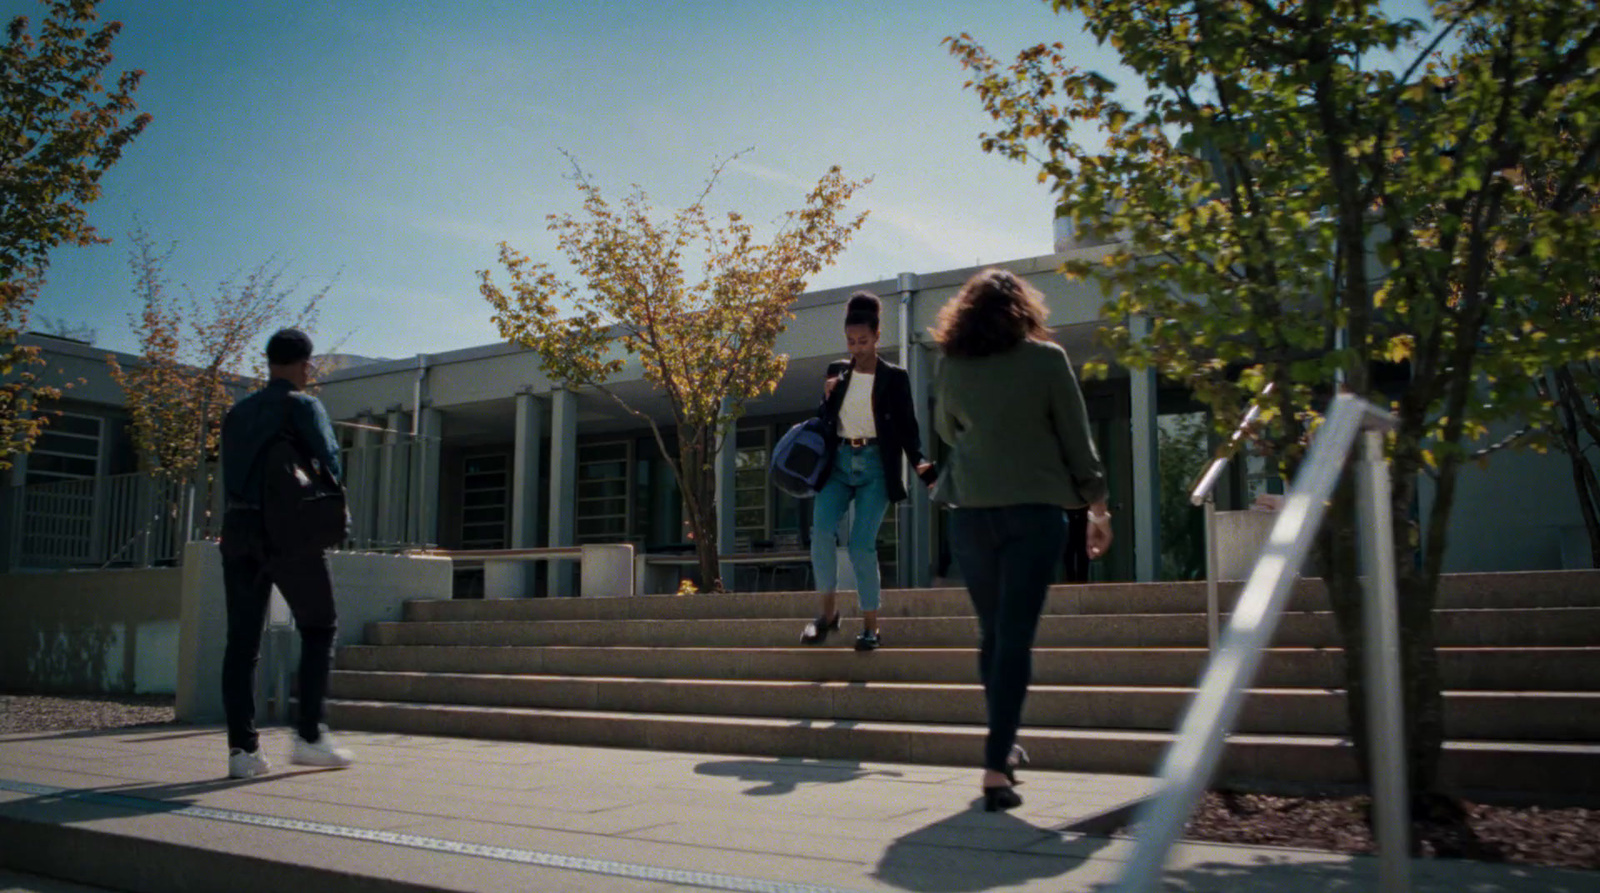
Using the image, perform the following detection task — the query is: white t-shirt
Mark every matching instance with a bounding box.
[838,371,876,440]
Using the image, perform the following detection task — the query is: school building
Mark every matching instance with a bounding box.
[1,245,1591,589]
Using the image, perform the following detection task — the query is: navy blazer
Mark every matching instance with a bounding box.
[818,357,927,503]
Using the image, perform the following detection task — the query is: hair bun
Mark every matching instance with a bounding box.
[845,291,881,325]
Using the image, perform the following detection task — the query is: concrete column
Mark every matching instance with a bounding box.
[907,341,933,588]
[380,409,406,547]
[513,392,545,548]
[1129,315,1162,582]
[894,273,929,588]
[547,388,578,597]
[350,414,380,548]
[415,407,443,547]
[3,450,26,571]
[714,398,737,589]
[511,391,545,596]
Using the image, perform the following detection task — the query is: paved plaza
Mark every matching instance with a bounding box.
[2,726,1596,892]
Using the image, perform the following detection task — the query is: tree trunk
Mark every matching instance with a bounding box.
[692,458,722,593]
[1318,475,1372,781]
[1323,441,1447,811]
[1552,368,1600,568]
[676,425,723,593]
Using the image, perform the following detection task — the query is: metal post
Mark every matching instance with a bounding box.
[1116,394,1372,892]
[1203,496,1220,654]
[715,396,738,590]
[1357,429,1411,892]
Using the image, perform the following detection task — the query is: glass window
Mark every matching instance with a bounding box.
[1158,411,1210,581]
[460,451,509,549]
[26,412,102,485]
[577,440,631,543]
[734,427,770,545]
[632,434,682,545]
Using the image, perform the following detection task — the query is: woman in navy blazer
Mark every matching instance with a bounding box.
[801,292,933,650]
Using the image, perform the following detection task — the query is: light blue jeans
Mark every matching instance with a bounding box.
[810,443,891,611]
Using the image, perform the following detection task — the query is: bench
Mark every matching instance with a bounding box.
[411,545,635,597]
[638,550,814,593]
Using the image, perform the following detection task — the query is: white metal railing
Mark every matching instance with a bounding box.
[13,472,190,568]
[6,428,438,570]
[1189,382,1274,652]
[1119,392,1411,893]
[339,436,436,552]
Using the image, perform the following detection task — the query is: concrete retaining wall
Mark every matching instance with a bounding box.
[174,543,452,723]
[0,567,183,695]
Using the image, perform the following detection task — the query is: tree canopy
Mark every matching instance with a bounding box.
[480,155,869,590]
[2,0,150,469]
[949,0,1600,799]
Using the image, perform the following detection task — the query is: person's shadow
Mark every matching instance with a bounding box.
[873,802,1114,893]
[694,756,903,796]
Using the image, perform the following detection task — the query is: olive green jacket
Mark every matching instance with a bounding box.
[930,339,1108,509]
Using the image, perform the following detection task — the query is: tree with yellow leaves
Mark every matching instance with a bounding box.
[108,227,331,536]
[2,0,150,470]
[480,155,868,591]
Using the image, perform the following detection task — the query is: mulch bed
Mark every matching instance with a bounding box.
[1168,790,1600,871]
[0,692,178,734]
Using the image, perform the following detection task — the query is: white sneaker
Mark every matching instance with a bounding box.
[228,747,271,779]
[291,726,355,767]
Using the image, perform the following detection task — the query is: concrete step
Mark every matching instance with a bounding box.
[334,644,1600,691]
[401,569,1600,623]
[366,607,1600,650]
[324,698,1600,796]
[326,670,1600,741]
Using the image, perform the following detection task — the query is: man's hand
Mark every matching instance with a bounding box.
[825,376,838,398]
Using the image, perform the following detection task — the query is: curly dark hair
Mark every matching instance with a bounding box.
[844,291,881,332]
[930,268,1052,358]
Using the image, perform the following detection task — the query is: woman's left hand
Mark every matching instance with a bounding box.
[1087,515,1113,559]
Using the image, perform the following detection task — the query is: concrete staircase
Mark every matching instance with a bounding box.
[327,570,1600,798]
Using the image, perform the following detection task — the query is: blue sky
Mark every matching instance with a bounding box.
[11,0,1440,361]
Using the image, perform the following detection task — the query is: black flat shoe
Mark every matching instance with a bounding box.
[800,613,841,644]
[983,785,1023,813]
[854,629,881,651]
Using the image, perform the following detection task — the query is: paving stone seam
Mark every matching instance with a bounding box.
[0,777,868,893]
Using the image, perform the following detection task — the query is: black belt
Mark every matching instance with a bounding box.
[842,437,878,448]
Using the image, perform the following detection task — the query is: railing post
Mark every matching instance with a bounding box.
[1117,394,1373,892]
[1203,495,1220,654]
[137,475,154,568]
[1357,428,1411,892]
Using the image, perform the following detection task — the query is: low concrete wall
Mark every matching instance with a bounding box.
[0,567,183,695]
[1213,510,1277,581]
[175,543,452,723]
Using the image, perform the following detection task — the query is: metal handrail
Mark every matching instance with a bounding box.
[1116,393,1410,893]
[1189,382,1274,652]
[1188,382,1275,506]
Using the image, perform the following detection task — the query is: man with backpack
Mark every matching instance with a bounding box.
[218,328,354,778]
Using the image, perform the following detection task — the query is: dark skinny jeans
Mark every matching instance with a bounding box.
[220,509,338,752]
[949,505,1068,773]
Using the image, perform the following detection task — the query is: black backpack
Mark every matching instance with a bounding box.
[259,416,349,553]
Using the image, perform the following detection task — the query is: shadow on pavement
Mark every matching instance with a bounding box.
[874,805,1114,892]
[694,756,904,796]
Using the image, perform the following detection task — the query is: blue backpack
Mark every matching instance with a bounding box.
[770,417,834,498]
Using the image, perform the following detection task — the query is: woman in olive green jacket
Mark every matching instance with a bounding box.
[930,268,1113,812]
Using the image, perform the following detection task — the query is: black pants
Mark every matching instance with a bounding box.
[220,509,338,752]
[949,505,1068,773]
